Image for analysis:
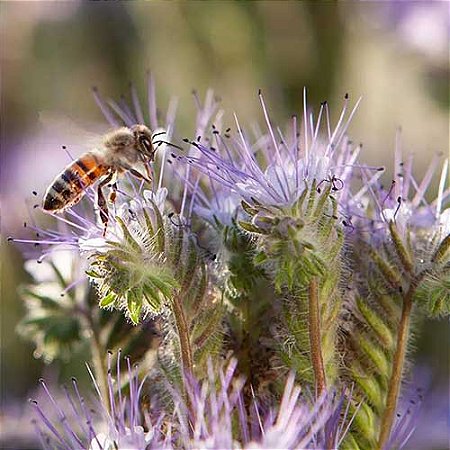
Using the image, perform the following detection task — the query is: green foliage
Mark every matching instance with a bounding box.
[415,232,450,317]
[90,202,224,383]
[17,260,157,367]
[17,279,82,363]
[238,182,344,387]
[220,223,275,389]
[341,224,450,448]
[88,214,179,324]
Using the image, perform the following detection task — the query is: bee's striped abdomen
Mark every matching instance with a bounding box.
[43,152,108,212]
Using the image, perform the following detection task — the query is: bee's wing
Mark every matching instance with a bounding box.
[38,112,111,158]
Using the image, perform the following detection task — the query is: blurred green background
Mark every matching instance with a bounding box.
[1,2,448,448]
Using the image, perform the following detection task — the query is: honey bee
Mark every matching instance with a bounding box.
[43,124,159,233]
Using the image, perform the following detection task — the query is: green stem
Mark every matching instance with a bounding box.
[377,289,413,449]
[308,277,326,396]
[172,293,194,377]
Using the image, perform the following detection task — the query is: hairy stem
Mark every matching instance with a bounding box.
[172,293,194,377]
[308,277,326,396]
[377,289,413,449]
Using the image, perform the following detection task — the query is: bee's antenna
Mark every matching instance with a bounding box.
[153,140,183,151]
[151,131,167,141]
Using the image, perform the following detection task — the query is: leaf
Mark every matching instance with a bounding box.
[254,251,268,266]
[127,289,143,325]
[115,216,141,252]
[99,292,117,308]
[238,221,263,234]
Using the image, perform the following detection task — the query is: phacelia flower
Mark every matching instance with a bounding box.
[183,90,363,212]
[32,354,355,450]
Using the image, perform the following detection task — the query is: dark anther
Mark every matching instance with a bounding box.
[23,222,27,228]
[38,377,45,383]
[36,260,42,264]
[7,236,13,241]
[258,88,262,95]
[212,130,219,134]
[34,243,39,247]
[210,147,216,152]
[197,136,201,142]
[168,212,174,218]
[394,196,402,219]
[171,153,177,158]
[182,138,190,143]
[60,292,65,297]
[396,413,401,418]
[377,167,384,171]
[32,191,38,196]
[62,145,67,149]
[344,93,349,99]
[212,124,216,129]
[332,176,344,191]
[226,128,231,133]
[33,204,39,209]
[167,160,172,164]
[342,218,355,232]
[107,349,113,355]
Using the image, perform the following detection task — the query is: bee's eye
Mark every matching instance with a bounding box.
[139,136,152,154]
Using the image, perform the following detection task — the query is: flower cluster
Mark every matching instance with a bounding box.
[11,74,449,449]
[32,353,355,450]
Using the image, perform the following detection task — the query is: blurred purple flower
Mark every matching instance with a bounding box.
[32,355,356,450]
[346,139,449,245]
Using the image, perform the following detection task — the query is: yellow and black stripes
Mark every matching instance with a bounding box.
[43,152,108,211]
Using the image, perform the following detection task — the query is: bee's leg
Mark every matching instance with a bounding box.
[107,171,118,204]
[144,161,153,182]
[108,182,118,204]
[130,168,152,185]
[97,172,114,236]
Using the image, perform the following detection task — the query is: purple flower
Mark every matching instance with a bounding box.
[31,351,169,450]
[31,354,355,450]
[183,90,363,214]
[346,142,449,244]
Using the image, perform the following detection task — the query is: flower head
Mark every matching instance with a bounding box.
[32,354,355,450]
[182,91,363,214]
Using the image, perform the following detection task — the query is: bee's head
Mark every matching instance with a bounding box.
[131,124,155,162]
